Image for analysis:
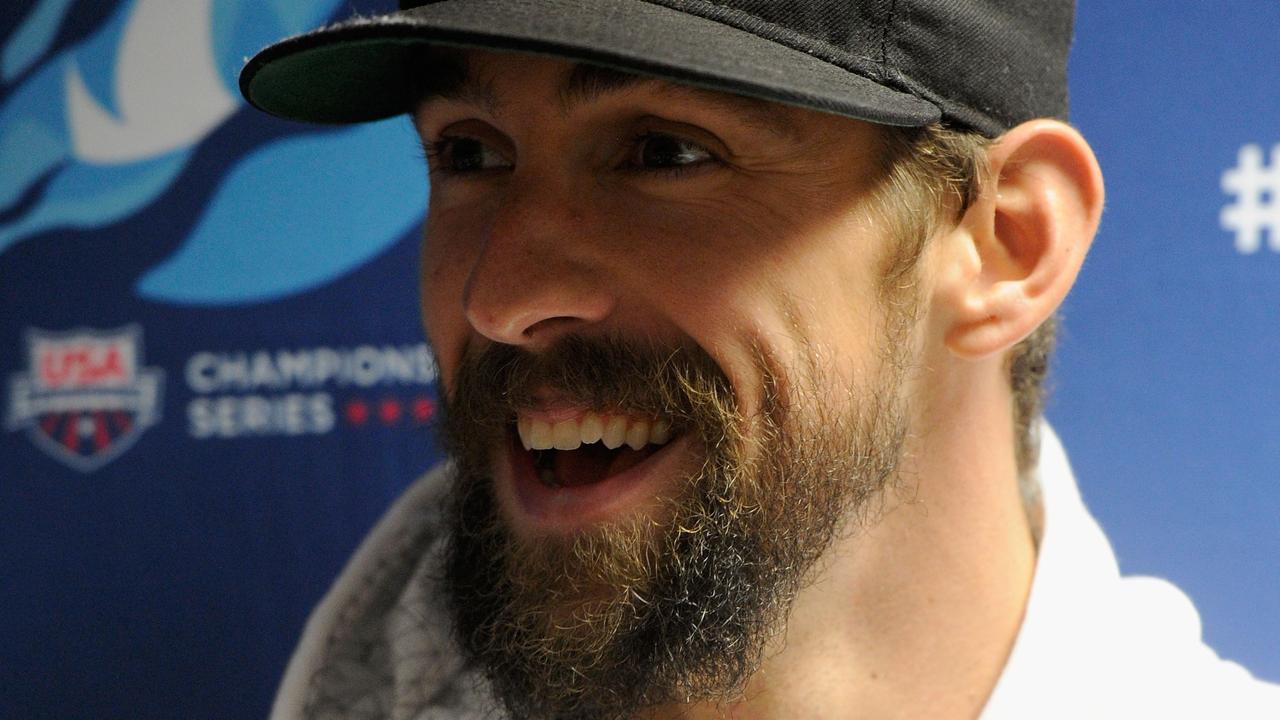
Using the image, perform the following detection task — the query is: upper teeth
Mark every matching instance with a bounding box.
[518,412,671,451]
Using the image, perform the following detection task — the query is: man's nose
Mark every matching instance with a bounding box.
[462,181,616,349]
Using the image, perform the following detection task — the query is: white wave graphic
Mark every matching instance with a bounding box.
[64,0,236,163]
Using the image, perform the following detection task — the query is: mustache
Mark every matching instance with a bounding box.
[442,335,740,437]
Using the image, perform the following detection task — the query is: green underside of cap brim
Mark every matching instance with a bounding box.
[241,0,941,128]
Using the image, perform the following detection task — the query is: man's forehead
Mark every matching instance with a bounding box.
[412,48,801,140]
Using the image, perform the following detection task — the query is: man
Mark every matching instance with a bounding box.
[242,1,1280,718]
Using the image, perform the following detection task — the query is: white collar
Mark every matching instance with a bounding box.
[982,423,1280,718]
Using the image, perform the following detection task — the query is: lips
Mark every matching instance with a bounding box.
[498,408,690,533]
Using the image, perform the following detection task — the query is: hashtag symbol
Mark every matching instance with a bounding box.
[1221,143,1280,254]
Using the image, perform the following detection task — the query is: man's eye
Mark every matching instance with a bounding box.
[629,132,716,172]
[427,137,511,174]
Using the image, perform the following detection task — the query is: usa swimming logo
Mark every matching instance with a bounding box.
[6,325,164,472]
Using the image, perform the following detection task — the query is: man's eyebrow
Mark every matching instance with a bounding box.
[558,63,651,110]
[412,50,500,116]
[560,64,799,141]
[415,53,797,141]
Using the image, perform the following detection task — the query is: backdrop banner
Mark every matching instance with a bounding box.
[1,1,1276,718]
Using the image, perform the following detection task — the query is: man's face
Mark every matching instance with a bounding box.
[415,50,923,718]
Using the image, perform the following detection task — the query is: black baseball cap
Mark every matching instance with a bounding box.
[240,0,1074,138]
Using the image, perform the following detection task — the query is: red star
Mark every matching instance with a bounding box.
[378,398,402,424]
[345,399,369,425]
[411,397,435,423]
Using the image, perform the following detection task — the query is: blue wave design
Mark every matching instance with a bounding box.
[136,119,427,305]
[71,0,135,120]
[2,0,79,83]
[0,0,340,257]
[1,0,414,308]
[0,0,139,249]
[0,148,190,252]
[0,60,69,216]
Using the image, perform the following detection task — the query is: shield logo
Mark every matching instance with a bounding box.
[6,325,164,473]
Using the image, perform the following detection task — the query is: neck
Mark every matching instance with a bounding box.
[657,360,1037,719]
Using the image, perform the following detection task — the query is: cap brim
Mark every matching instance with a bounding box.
[241,0,940,127]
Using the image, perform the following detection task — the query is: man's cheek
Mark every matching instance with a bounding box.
[417,299,471,387]
[420,209,483,300]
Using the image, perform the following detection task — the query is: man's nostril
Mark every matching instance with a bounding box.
[522,316,582,339]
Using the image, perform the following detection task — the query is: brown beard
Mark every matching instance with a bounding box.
[438,334,907,720]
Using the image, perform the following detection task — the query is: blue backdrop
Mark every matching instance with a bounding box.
[1,2,1276,717]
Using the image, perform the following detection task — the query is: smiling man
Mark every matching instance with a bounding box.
[242,2,1280,719]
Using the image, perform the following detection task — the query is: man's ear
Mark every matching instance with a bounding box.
[940,119,1104,359]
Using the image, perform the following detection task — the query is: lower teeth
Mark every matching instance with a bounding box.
[528,442,654,489]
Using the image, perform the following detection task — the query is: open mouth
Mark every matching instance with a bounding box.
[516,412,674,489]
[499,408,692,530]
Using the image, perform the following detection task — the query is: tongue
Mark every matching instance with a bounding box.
[553,444,656,487]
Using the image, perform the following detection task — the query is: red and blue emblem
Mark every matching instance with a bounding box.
[6,326,164,473]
